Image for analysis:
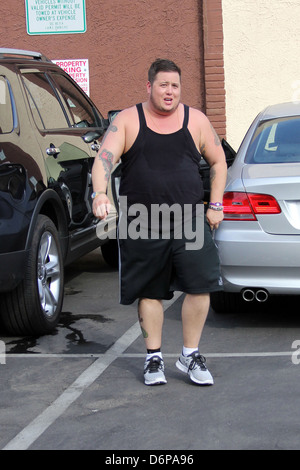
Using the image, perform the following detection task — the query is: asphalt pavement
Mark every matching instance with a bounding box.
[1,250,300,452]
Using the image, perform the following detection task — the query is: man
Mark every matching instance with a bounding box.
[92,59,227,386]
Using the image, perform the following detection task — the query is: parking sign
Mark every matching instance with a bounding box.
[25,0,87,35]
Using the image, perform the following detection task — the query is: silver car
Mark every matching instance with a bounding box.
[211,102,300,313]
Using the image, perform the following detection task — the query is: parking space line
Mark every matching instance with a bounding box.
[2,287,294,450]
[2,322,141,450]
[2,292,182,451]
[5,351,293,358]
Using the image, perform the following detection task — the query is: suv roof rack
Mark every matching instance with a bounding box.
[0,48,51,62]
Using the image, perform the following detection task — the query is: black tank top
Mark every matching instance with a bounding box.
[119,103,204,212]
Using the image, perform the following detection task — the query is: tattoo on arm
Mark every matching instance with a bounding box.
[100,123,118,148]
[98,149,114,181]
[200,123,220,157]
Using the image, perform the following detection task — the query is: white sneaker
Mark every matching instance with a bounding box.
[144,355,167,386]
[176,351,214,385]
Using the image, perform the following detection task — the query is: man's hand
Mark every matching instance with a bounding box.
[206,207,224,231]
[92,194,111,219]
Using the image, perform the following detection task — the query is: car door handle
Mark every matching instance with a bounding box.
[46,145,60,157]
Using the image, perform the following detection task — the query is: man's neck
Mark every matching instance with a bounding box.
[143,102,183,134]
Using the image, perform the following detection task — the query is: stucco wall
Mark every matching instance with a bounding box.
[223,0,300,150]
[2,0,205,117]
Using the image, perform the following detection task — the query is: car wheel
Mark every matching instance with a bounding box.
[0,215,64,335]
[101,239,119,268]
[210,291,245,314]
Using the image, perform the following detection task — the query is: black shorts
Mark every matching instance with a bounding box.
[118,219,223,305]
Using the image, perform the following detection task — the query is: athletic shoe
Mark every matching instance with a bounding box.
[176,351,214,385]
[144,355,167,386]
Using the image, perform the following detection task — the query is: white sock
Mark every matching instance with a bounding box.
[182,346,198,357]
[146,351,163,361]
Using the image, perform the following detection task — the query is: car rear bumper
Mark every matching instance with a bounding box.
[0,249,28,292]
[214,221,300,294]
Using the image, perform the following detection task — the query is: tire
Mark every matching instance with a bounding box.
[101,239,119,268]
[0,215,64,335]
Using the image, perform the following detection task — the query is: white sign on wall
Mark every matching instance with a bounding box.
[53,59,90,95]
[25,0,86,35]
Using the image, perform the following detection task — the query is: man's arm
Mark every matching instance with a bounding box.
[91,113,125,219]
[199,115,227,229]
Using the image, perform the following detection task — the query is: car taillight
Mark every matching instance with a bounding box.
[223,192,281,220]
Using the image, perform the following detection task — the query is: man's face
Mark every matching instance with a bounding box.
[147,71,181,114]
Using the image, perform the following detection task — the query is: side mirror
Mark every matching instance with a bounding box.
[82,130,102,143]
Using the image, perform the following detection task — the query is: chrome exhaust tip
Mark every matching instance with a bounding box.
[242,289,255,302]
[255,289,269,302]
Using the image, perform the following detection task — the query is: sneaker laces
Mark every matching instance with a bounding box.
[145,356,163,373]
[188,352,207,371]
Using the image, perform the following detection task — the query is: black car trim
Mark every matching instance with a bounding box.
[25,188,69,259]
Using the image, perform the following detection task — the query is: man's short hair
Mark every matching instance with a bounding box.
[148,59,181,85]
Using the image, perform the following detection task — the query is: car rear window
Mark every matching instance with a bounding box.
[245,116,300,164]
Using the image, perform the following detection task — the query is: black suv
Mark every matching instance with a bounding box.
[0,48,118,336]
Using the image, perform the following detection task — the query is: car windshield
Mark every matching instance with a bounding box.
[245,116,300,164]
